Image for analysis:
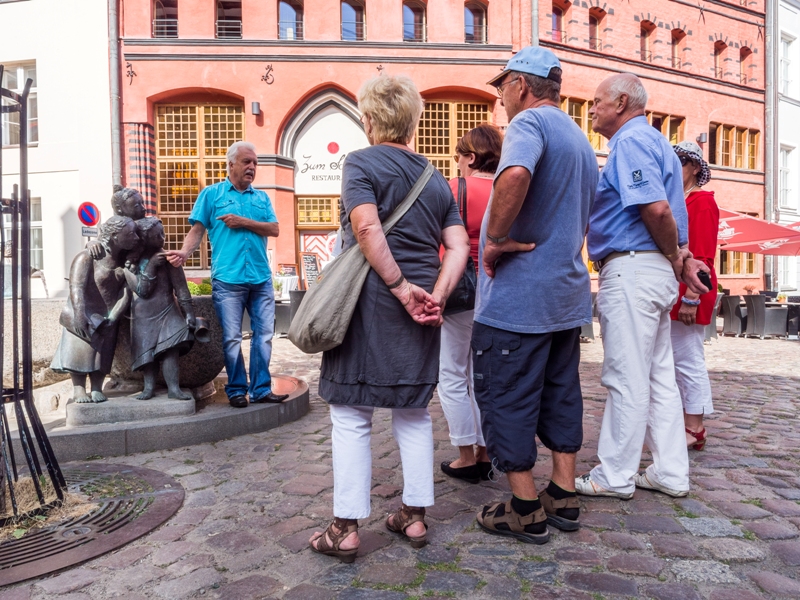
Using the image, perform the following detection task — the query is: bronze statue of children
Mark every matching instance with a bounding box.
[127,217,196,400]
[51,216,140,403]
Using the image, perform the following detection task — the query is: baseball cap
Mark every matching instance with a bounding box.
[487,46,562,87]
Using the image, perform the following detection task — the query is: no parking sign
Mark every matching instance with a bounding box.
[78,202,100,237]
[78,202,100,226]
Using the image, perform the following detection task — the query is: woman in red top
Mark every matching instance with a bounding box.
[669,141,718,451]
[438,124,503,483]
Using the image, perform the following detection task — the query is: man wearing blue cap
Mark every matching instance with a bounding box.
[472,46,597,544]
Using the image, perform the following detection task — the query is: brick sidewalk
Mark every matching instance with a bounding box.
[7,333,800,599]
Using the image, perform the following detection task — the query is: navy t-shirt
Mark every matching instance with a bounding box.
[475,106,597,334]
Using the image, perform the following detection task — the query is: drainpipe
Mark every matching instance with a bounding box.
[764,0,778,289]
[109,0,122,187]
[531,0,539,46]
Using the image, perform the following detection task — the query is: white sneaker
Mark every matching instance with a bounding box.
[634,472,689,498]
[574,473,634,500]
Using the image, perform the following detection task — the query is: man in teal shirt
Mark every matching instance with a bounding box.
[167,141,287,408]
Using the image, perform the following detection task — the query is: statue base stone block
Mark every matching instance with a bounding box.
[65,392,195,427]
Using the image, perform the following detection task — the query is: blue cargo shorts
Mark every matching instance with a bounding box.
[471,322,583,473]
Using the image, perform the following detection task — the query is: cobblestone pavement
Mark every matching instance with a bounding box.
[7,332,800,599]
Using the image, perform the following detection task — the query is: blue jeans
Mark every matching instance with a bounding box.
[212,280,275,401]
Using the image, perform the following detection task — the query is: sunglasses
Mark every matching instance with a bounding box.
[497,77,521,97]
[678,155,695,166]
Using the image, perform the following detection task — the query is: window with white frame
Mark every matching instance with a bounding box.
[781,35,793,95]
[1,62,38,147]
[780,146,793,209]
[779,256,797,290]
[3,197,43,271]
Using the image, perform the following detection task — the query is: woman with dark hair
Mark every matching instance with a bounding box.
[668,141,718,452]
[438,123,504,484]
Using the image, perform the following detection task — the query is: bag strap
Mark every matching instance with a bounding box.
[457,177,468,227]
[380,162,435,235]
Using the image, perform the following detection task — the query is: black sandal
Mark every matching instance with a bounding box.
[309,517,359,563]
[539,489,580,531]
[385,504,428,548]
[476,500,550,545]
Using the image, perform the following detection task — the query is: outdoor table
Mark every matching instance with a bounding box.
[738,300,799,338]
[767,302,800,338]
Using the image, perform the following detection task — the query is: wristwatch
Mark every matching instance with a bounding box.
[486,233,508,244]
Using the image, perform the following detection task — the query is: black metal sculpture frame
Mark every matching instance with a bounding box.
[0,65,66,524]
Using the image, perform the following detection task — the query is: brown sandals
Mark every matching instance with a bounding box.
[309,517,359,563]
[385,504,428,548]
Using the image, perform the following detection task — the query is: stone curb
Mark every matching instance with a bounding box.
[11,374,309,462]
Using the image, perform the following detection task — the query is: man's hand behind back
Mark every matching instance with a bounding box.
[482,238,536,278]
[681,257,711,295]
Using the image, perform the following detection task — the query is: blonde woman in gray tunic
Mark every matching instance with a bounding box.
[309,76,469,562]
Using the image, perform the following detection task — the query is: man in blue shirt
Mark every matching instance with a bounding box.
[472,47,597,545]
[576,74,709,500]
[166,141,288,408]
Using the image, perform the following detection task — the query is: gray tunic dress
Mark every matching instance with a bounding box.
[319,145,462,409]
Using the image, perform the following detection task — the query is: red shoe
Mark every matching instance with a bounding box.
[686,427,707,451]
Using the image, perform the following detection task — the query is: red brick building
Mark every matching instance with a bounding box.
[118,0,766,292]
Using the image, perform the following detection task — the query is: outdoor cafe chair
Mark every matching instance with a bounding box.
[704,294,723,342]
[721,295,747,337]
[786,297,800,338]
[743,294,788,339]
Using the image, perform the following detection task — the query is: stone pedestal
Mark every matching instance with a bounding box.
[66,392,195,427]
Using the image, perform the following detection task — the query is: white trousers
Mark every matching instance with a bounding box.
[330,404,434,519]
[437,310,485,447]
[670,321,714,415]
[590,253,690,494]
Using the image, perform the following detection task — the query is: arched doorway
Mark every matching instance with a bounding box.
[280,90,369,267]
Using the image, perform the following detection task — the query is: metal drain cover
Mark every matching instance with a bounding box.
[0,463,184,586]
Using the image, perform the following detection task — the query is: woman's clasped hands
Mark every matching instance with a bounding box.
[390,281,444,327]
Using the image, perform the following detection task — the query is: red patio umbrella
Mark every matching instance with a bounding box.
[718,209,800,247]
[720,237,800,255]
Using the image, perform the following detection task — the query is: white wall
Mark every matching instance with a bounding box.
[0,0,113,297]
[778,0,800,291]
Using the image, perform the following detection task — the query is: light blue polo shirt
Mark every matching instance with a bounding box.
[188,179,277,285]
[474,106,597,334]
[587,116,688,261]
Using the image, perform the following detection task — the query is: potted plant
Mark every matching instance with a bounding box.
[777,293,787,303]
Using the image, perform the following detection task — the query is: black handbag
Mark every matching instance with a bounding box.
[443,177,477,316]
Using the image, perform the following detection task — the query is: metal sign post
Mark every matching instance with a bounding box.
[0,64,66,523]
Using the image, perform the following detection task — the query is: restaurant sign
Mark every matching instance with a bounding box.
[293,106,369,196]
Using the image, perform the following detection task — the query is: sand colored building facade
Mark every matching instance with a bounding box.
[117,0,767,293]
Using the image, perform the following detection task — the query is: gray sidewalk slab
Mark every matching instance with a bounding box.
[6,332,800,599]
